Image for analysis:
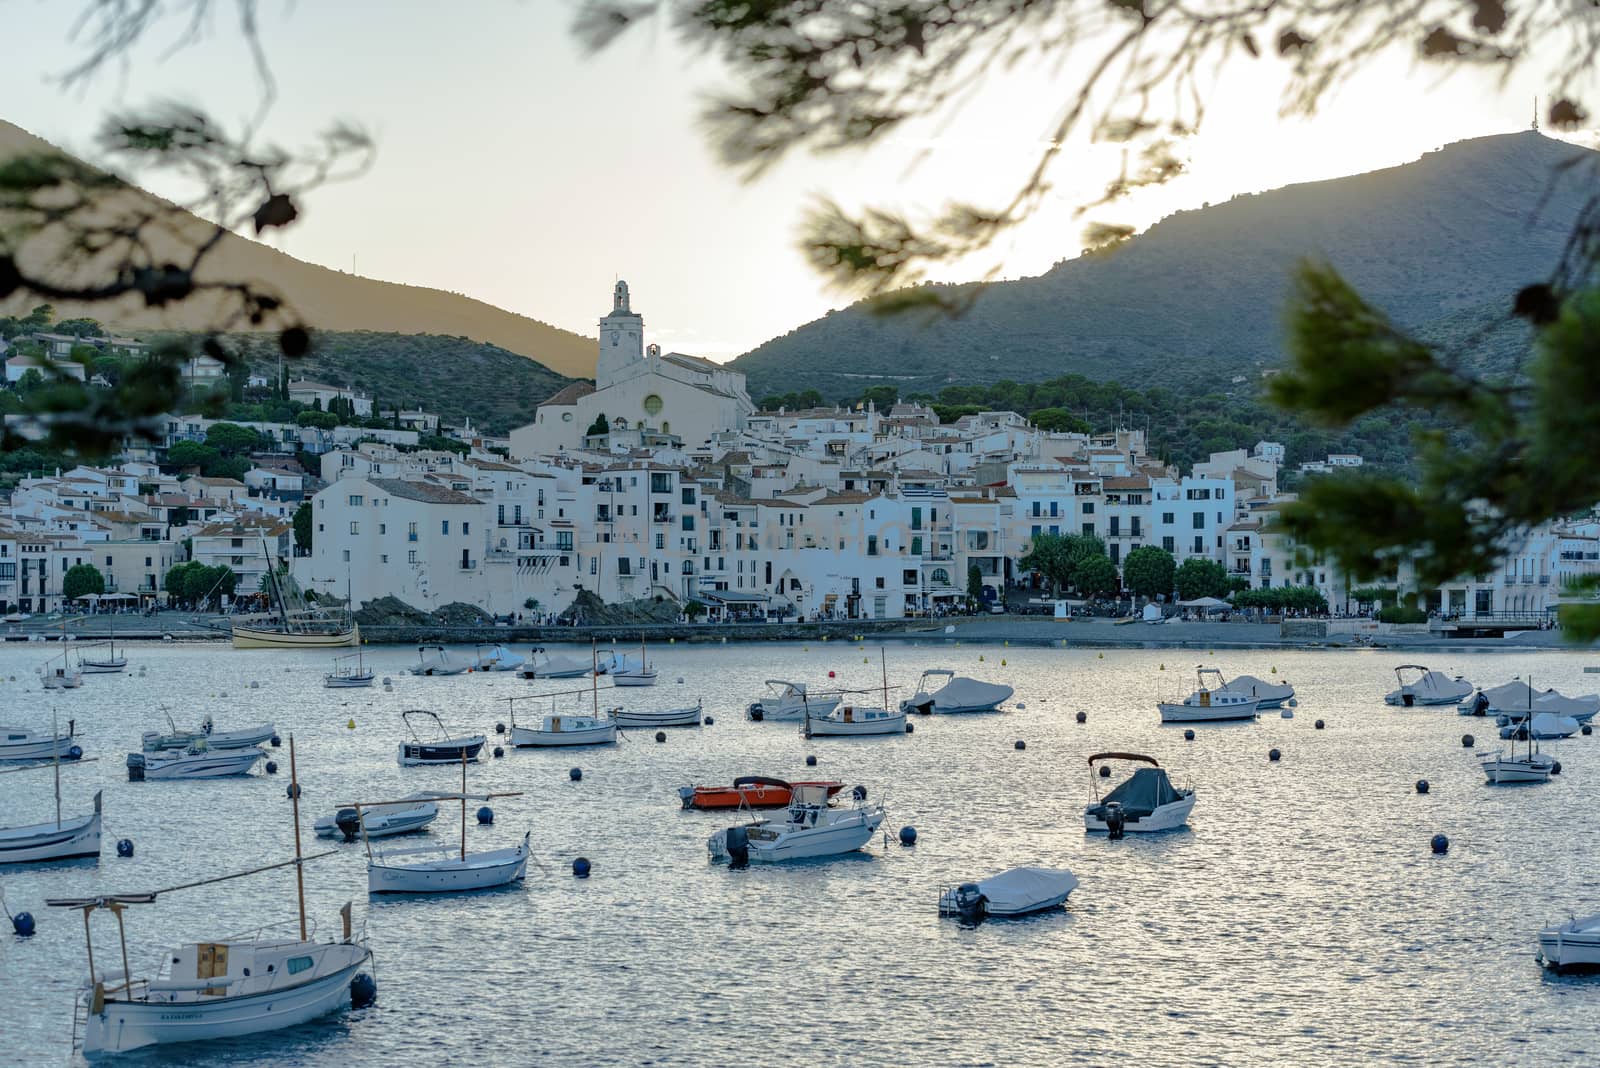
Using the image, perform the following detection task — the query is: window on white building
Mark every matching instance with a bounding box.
[349,522,358,535]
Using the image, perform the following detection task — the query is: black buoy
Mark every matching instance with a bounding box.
[476,806,494,824]
[285,783,301,799]
[655,731,666,743]
[573,857,592,878]
[1314,719,1325,730]
[493,746,504,758]
[723,826,749,869]
[1014,740,1026,750]
[899,826,917,846]
[116,838,134,858]
[67,745,83,761]
[1431,833,1449,855]
[1462,734,1475,748]
[569,767,583,782]
[704,716,714,726]
[1184,729,1195,741]
[852,785,868,801]
[264,760,278,775]
[1099,765,1111,777]
[904,722,914,734]
[270,734,282,748]
[11,911,35,937]
[806,755,817,767]
[1552,760,1563,775]
[1268,748,1281,762]
[1075,711,1087,724]
[495,722,506,735]
[1416,779,1430,795]
[349,972,377,1009]
[1584,724,1593,736]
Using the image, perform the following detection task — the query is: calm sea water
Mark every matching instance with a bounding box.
[3,639,1600,1066]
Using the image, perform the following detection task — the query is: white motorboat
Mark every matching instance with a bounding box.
[706,784,885,864]
[519,648,591,679]
[142,714,275,753]
[0,722,82,762]
[1159,667,1259,723]
[79,633,128,674]
[506,668,618,747]
[900,669,1013,714]
[128,743,265,780]
[409,645,467,676]
[1385,665,1473,707]
[471,644,525,672]
[356,757,527,894]
[396,710,486,766]
[1538,913,1600,971]
[325,649,374,689]
[747,680,841,722]
[50,739,376,1056]
[938,867,1078,919]
[1083,753,1196,833]
[41,649,83,690]
[607,639,657,686]
[315,795,440,841]
[1219,674,1294,709]
[0,790,102,864]
[611,702,702,728]
[803,703,907,737]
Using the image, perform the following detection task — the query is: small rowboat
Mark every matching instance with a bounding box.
[678,776,845,810]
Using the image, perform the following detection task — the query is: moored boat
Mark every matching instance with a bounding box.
[938,867,1078,919]
[519,648,592,679]
[396,710,485,766]
[900,669,1013,714]
[746,679,841,722]
[803,703,907,737]
[231,534,358,649]
[1159,667,1259,723]
[1083,753,1195,834]
[79,632,128,674]
[1539,914,1600,971]
[315,795,440,841]
[1219,674,1294,709]
[678,777,846,810]
[472,644,525,672]
[127,744,265,780]
[41,649,83,690]
[325,649,374,688]
[1385,665,1472,706]
[0,744,102,864]
[409,645,467,677]
[0,722,82,762]
[612,702,701,728]
[706,784,885,864]
[507,658,618,746]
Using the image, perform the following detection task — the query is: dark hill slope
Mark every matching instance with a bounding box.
[735,131,1591,399]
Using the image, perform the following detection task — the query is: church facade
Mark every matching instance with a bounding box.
[509,282,754,459]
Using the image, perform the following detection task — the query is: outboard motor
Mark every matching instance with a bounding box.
[335,808,363,842]
[747,704,764,722]
[724,825,750,869]
[1103,801,1126,841]
[954,883,987,922]
[1472,692,1490,717]
[126,753,145,782]
[1401,693,1415,708]
[677,786,696,810]
[912,697,935,716]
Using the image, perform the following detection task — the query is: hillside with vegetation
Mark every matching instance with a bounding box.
[734,131,1587,400]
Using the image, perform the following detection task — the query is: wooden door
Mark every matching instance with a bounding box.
[197,943,229,996]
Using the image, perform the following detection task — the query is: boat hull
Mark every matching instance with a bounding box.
[1083,794,1196,833]
[681,782,845,810]
[79,660,127,674]
[611,672,657,687]
[396,739,485,766]
[708,809,884,863]
[1539,917,1600,970]
[612,706,700,728]
[509,723,616,747]
[81,945,370,1054]
[231,624,359,650]
[1482,758,1553,784]
[1158,702,1258,723]
[804,719,906,736]
[0,731,79,761]
[748,697,840,722]
[324,674,374,689]
[131,750,264,780]
[0,804,101,864]
[368,837,528,893]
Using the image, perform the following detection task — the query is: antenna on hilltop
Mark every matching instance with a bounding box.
[1532,96,1540,132]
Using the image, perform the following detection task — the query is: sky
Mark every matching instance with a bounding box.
[0,1,1583,361]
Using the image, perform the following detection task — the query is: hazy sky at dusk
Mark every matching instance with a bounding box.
[0,1,1575,360]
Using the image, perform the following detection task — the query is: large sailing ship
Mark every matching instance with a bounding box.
[230,536,358,649]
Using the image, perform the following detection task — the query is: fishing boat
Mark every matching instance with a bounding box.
[357,753,527,894]
[471,644,525,672]
[0,721,82,762]
[325,649,374,689]
[1219,674,1294,709]
[315,795,441,841]
[938,868,1078,920]
[678,777,845,810]
[518,647,591,679]
[611,701,702,728]
[899,669,1013,714]
[49,738,375,1056]
[1481,684,1555,784]
[78,628,128,674]
[396,710,485,766]
[803,650,908,737]
[746,680,841,722]
[409,645,467,677]
[0,734,101,864]
[608,638,657,687]
[142,714,276,753]
[706,784,885,864]
[231,535,358,649]
[1385,665,1473,706]
[1158,667,1260,723]
[41,648,83,690]
[507,654,618,747]
[127,743,266,780]
[1538,913,1600,971]
[1083,753,1196,833]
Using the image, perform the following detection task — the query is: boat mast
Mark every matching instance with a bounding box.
[460,750,469,862]
[591,640,599,717]
[880,647,888,709]
[288,735,308,941]
[52,707,61,828]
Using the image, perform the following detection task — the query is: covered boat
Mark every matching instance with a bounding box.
[1519,712,1580,740]
[1084,753,1196,833]
[396,711,485,766]
[1219,674,1294,709]
[899,670,1013,714]
[518,649,591,680]
[409,645,467,676]
[747,680,841,722]
[471,644,525,672]
[1385,665,1473,707]
[1158,667,1259,723]
[1539,914,1600,971]
[938,867,1078,919]
[706,785,885,864]
[678,777,845,810]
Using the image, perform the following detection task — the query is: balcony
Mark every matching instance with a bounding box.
[459,558,477,570]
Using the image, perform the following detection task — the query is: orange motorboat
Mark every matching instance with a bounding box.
[678,776,845,810]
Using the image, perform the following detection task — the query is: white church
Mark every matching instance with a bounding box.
[510,281,754,459]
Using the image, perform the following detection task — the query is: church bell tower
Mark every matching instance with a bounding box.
[596,280,644,386]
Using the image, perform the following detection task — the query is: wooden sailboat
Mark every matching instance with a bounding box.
[0,718,101,863]
[508,644,618,746]
[79,620,128,673]
[47,738,374,1055]
[231,534,358,649]
[325,648,375,688]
